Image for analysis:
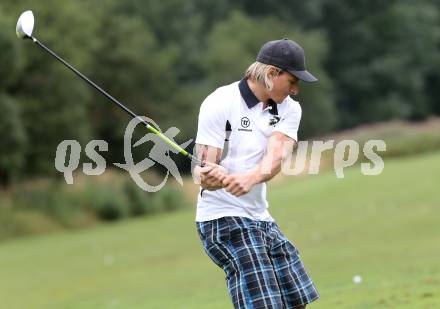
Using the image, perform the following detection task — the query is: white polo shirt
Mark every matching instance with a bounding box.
[195,78,302,222]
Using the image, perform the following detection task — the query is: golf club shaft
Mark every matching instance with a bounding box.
[31,36,201,165]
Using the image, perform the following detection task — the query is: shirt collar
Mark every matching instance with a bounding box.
[239,78,259,108]
[238,78,279,115]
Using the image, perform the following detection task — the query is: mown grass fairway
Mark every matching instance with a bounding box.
[1,152,439,308]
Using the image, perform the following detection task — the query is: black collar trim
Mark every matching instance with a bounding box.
[239,78,259,108]
[238,78,278,115]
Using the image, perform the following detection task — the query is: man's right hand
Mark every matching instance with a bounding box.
[197,163,228,191]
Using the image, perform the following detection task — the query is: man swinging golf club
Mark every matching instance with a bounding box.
[16,10,318,307]
[194,39,320,308]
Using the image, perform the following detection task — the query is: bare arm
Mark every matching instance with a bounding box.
[195,144,222,164]
[194,144,227,191]
[222,132,296,196]
[250,131,297,183]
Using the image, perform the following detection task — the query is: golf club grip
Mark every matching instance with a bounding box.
[32,37,204,166]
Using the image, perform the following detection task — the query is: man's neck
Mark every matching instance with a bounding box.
[247,79,270,108]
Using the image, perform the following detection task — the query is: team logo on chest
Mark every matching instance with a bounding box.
[238,117,252,132]
[241,117,250,128]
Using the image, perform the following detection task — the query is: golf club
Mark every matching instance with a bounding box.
[16,10,202,166]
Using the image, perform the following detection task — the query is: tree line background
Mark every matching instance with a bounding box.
[1,0,440,185]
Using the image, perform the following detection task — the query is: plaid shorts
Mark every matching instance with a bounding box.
[197,217,319,309]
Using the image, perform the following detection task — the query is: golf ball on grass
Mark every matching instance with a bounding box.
[353,275,362,284]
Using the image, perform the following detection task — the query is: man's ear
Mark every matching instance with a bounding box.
[268,67,277,78]
[270,67,283,79]
[266,69,276,83]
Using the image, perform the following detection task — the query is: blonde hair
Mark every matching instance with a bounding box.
[245,62,282,90]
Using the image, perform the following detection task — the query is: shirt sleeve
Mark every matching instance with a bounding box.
[195,90,228,149]
[273,101,302,142]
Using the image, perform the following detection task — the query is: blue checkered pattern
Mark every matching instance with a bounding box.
[197,217,319,308]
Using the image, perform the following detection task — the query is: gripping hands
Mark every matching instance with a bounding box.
[196,163,257,197]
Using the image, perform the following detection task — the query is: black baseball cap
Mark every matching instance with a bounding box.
[256,38,318,83]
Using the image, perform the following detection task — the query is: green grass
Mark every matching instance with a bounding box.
[1,152,439,308]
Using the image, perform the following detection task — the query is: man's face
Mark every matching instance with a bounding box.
[269,71,300,103]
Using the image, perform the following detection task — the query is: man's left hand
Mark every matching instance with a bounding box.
[222,173,257,197]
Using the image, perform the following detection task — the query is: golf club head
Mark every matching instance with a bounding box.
[16,10,34,39]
